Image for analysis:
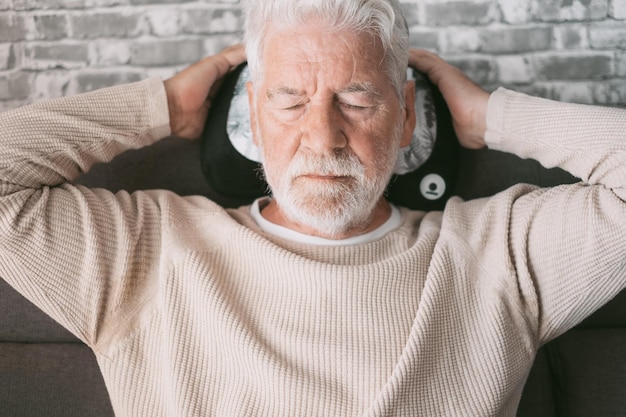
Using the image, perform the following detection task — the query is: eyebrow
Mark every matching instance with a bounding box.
[266,87,303,100]
[265,82,382,101]
[338,82,382,99]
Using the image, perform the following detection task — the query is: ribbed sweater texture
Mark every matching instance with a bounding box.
[0,78,624,416]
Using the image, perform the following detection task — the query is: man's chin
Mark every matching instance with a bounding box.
[279,195,376,239]
[267,173,390,238]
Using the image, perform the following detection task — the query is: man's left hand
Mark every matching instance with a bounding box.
[409,49,489,149]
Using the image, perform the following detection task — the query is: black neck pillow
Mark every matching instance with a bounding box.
[201,63,459,211]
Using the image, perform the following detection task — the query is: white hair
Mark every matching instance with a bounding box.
[241,0,410,102]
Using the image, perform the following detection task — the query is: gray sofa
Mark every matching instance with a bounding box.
[1,134,625,416]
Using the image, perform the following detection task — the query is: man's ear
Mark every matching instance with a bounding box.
[246,80,261,147]
[400,79,416,148]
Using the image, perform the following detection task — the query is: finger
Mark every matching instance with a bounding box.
[169,44,245,95]
[408,49,440,73]
[408,49,455,87]
[204,44,247,82]
[205,45,247,102]
[219,43,247,69]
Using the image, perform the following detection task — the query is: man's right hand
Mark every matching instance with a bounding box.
[163,44,246,140]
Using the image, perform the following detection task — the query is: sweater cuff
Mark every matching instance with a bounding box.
[483,87,512,149]
[145,77,172,143]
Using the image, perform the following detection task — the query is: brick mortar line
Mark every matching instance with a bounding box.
[3,3,238,13]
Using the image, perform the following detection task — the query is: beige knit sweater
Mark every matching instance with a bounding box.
[0,78,625,417]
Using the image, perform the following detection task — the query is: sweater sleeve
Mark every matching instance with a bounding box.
[0,78,172,348]
[485,88,626,343]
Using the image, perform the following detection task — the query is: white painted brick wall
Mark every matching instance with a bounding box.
[0,0,625,111]
[613,0,626,18]
[408,0,626,105]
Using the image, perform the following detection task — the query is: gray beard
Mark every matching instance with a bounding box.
[263,144,399,238]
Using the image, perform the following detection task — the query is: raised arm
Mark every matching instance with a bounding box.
[0,45,245,348]
[410,48,626,342]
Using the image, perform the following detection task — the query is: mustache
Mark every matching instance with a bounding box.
[287,150,365,178]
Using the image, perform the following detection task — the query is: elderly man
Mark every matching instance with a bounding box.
[1,0,625,416]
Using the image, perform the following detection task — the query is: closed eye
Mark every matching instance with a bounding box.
[340,102,369,111]
[283,103,306,110]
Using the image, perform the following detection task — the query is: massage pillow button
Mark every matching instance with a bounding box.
[420,173,446,201]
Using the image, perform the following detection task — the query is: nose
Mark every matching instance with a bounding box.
[300,102,347,155]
